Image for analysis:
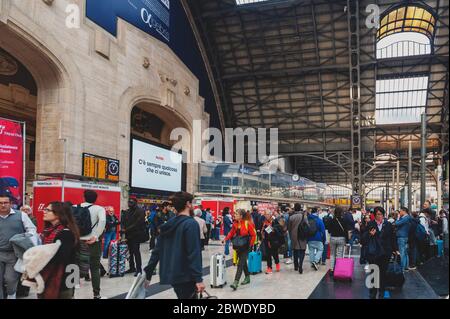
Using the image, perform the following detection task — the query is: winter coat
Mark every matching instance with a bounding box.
[287,212,307,250]
[144,215,202,285]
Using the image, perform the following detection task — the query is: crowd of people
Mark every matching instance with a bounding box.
[0,188,448,300]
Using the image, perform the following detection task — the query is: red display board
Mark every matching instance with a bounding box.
[199,199,235,235]
[0,118,24,208]
[33,180,121,233]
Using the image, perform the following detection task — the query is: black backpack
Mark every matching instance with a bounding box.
[72,205,94,236]
[298,215,318,240]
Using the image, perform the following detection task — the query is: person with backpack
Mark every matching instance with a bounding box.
[122,198,148,277]
[261,210,285,274]
[361,206,398,299]
[320,209,332,266]
[34,201,80,299]
[394,207,412,271]
[327,206,350,275]
[102,206,119,259]
[287,203,308,274]
[73,190,106,299]
[222,209,256,290]
[144,192,205,299]
[306,208,326,271]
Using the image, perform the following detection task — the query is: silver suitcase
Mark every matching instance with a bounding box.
[210,253,227,288]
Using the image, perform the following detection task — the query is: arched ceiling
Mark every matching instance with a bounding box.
[185,0,449,185]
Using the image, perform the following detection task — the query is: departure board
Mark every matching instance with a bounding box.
[82,153,120,182]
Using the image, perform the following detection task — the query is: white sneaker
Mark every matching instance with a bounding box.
[285,258,293,264]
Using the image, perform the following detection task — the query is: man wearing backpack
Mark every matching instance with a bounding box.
[75,190,106,299]
[395,207,412,271]
[288,203,307,274]
[306,208,326,271]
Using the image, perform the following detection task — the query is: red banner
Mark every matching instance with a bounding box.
[0,119,24,208]
[33,180,121,233]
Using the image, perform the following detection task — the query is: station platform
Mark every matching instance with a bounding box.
[22,240,447,299]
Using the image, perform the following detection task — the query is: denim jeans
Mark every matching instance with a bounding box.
[397,237,409,270]
[308,241,324,264]
[103,231,116,258]
[285,235,292,258]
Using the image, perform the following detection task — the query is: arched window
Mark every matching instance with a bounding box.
[376,5,436,59]
[375,4,437,125]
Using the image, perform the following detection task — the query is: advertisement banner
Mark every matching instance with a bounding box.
[0,118,24,208]
[87,0,170,42]
[33,180,121,233]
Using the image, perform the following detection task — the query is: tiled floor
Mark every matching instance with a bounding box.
[23,239,328,299]
[21,241,444,299]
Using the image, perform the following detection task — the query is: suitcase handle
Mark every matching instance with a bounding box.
[345,244,352,258]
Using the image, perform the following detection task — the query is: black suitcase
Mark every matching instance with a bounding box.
[385,255,405,289]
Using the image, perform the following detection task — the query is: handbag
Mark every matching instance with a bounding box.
[231,222,250,250]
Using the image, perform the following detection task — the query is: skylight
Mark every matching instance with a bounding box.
[377,32,431,59]
[236,0,271,5]
[375,76,429,125]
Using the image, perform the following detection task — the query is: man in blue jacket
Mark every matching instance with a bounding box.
[307,208,326,270]
[395,207,412,271]
[144,192,205,299]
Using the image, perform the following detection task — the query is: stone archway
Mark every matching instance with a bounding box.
[117,87,200,203]
[0,17,84,178]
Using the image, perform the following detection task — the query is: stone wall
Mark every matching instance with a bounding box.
[0,0,210,206]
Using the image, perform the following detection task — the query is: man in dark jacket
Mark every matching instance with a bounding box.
[144,192,205,299]
[361,206,398,299]
[251,207,263,242]
[122,198,147,276]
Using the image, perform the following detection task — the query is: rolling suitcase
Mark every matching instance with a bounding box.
[109,240,128,278]
[385,254,405,289]
[333,244,354,281]
[248,249,262,274]
[210,253,227,288]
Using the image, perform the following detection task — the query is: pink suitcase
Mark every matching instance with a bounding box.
[333,245,354,281]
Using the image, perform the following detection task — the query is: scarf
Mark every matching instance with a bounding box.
[42,223,65,245]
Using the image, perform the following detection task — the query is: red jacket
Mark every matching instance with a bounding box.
[224,220,257,247]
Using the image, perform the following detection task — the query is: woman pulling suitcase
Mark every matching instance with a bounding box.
[222,209,257,290]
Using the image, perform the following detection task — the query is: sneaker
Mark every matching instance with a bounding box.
[84,276,91,282]
[298,268,303,274]
[265,267,273,274]
[408,266,417,270]
[364,264,370,273]
[294,267,299,271]
[276,264,281,272]
[134,271,142,277]
[125,269,136,274]
[241,276,251,285]
[230,281,239,290]
[313,262,319,271]
[284,259,293,265]
[321,261,326,266]
[383,291,391,299]
[93,295,102,300]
